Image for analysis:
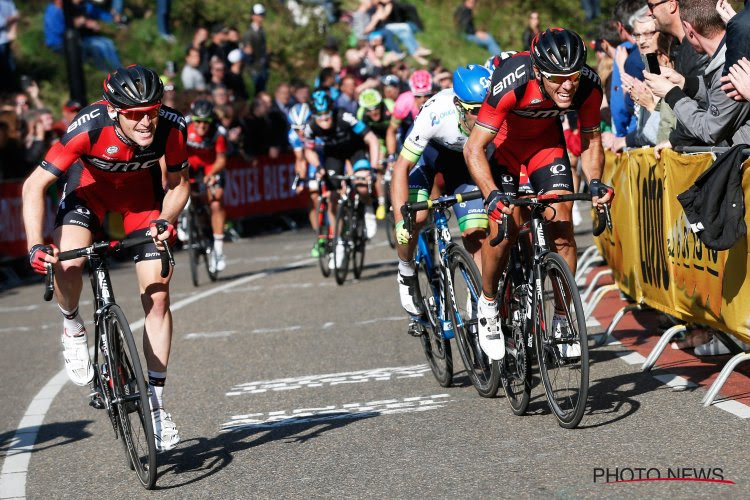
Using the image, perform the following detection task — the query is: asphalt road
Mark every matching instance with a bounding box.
[0,218,747,499]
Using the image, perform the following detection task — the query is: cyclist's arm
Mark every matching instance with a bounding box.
[391,154,416,225]
[293,148,307,177]
[158,165,190,223]
[577,82,611,207]
[363,131,380,168]
[464,126,501,201]
[386,119,399,158]
[22,167,58,250]
[210,152,227,176]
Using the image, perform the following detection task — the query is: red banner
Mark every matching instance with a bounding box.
[0,181,56,259]
[223,154,307,218]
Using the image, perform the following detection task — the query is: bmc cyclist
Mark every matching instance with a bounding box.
[186,99,228,272]
[356,88,394,221]
[304,89,381,267]
[392,65,492,316]
[464,28,613,361]
[386,70,435,165]
[23,65,188,451]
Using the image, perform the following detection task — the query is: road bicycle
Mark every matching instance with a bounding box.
[382,163,397,249]
[41,233,174,488]
[494,191,611,428]
[184,170,218,286]
[401,191,499,394]
[330,172,370,285]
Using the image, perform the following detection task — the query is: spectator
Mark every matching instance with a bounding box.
[52,99,82,136]
[522,11,540,51]
[188,26,211,76]
[723,57,750,101]
[290,79,310,105]
[609,0,645,138]
[241,94,283,158]
[242,3,270,93]
[208,58,228,91]
[206,24,229,72]
[272,82,291,114]
[650,0,709,78]
[717,0,750,79]
[645,0,750,152]
[182,47,207,91]
[434,68,453,89]
[582,0,601,21]
[22,108,57,167]
[352,0,375,41]
[454,0,501,55]
[156,0,175,43]
[373,0,431,65]
[319,36,343,73]
[214,104,243,156]
[212,84,231,107]
[0,120,26,180]
[225,48,249,101]
[224,27,241,54]
[381,74,401,101]
[0,0,18,92]
[316,66,340,100]
[336,74,359,114]
[392,61,411,92]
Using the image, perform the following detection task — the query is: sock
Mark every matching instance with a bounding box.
[213,234,224,255]
[481,294,497,305]
[398,258,416,276]
[148,370,166,411]
[59,305,85,337]
[378,196,385,206]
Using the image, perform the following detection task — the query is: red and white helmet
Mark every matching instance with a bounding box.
[408,70,433,97]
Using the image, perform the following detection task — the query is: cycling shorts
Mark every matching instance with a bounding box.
[55,165,163,263]
[490,132,574,195]
[323,150,370,189]
[408,143,487,233]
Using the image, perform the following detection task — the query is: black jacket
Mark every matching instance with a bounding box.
[724,0,750,76]
[677,144,749,250]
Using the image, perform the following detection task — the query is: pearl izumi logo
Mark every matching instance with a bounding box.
[593,467,734,485]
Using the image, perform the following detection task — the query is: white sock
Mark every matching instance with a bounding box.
[378,196,385,206]
[59,305,85,337]
[213,234,224,255]
[480,294,497,307]
[398,259,416,276]
[148,370,166,411]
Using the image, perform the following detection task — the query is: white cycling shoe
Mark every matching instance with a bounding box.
[477,297,505,361]
[214,252,226,272]
[552,314,581,358]
[151,408,181,452]
[61,330,94,386]
[364,210,377,240]
[334,241,346,268]
[397,271,423,316]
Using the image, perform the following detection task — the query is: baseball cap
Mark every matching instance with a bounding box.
[382,74,400,87]
[228,48,243,64]
[63,100,82,112]
[252,3,265,15]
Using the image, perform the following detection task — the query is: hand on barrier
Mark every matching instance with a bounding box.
[29,244,58,275]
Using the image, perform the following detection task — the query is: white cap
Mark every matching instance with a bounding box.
[252,3,265,15]
[228,48,243,64]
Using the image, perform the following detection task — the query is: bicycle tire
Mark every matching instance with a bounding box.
[415,245,453,387]
[535,252,589,429]
[187,209,200,287]
[201,208,218,282]
[447,244,500,397]
[105,305,157,488]
[499,242,533,415]
[352,203,366,279]
[334,203,352,285]
[317,198,332,278]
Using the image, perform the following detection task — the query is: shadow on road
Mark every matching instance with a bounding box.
[0,420,94,457]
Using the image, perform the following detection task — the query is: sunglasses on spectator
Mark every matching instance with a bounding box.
[458,101,481,116]
[118,104,161,121]
[541,70,581,85]
[647,0,669,11]
[633,30,658,40]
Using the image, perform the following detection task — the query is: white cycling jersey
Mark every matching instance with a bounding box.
[400,89,468,163]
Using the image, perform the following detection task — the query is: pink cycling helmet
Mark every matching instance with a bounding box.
[408,70,433,97]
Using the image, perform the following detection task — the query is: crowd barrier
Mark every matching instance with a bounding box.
[0,154,307,260]
[592,147,750,405]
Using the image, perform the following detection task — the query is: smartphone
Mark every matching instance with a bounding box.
[19,75,32,90]
[646,52,660,75]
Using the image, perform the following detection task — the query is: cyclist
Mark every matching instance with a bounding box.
[464,28,613,361]
[287,103,324,257]
[386,70,435,164]
[186,99,228,272]
[304,89,381,267]
[392,65,492,316]
[356,88,395,221]
[23,65,187,451]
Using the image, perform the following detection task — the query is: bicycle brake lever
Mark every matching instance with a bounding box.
[43,263,54,301]
[489,214,508,247]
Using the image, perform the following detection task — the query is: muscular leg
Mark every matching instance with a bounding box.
[308,191,320,231]
[544,194,576,273]
[208,186,226,237]
[461,228,486,274]
[53,225,93,311]
[136,258,173,372]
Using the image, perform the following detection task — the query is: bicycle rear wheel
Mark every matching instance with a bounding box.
[316,197,332,278]
[187,208,200,287]
[105,305,157,488]
[352,203,366,279]
[447,244,500,397]
[535,252,589,429]
[334,203,352,285]
[201,209,218,282]
[415,246,453,387]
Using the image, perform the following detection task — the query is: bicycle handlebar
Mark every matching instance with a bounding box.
[400,190,484,235]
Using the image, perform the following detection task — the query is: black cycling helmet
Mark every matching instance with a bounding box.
[530,28,586,75]
[311,89,334,115]
[102,64,164,110]
[191,99,215,121]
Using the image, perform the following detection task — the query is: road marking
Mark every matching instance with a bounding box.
[0,257,314,500]
[0,305,39,314]
[221,394,453,431]
[0,326,31,334]
[225,365,431,396]
[355,316,404,326]
[184,330,238,339]
[225,281,334,293]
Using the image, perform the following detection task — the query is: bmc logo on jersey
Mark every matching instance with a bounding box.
[159,108,185,127]
[88,156,161,172]
[514,108,572,119]
[67,108,102,133]
[492,66,525,95]
[581,66,601,86]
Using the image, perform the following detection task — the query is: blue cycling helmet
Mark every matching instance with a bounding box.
[311,89,334,115]
[287,103,311,128]
[453,64,492,104]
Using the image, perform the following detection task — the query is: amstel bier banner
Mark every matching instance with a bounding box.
[596,148,750,344]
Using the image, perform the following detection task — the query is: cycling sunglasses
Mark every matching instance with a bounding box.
[541,70,582,85]
[118,104,161,121]
[458,101,482,116]
[191,116,214,124]
[314,112,332,121]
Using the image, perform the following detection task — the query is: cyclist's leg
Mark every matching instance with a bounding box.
[374,142,387,218]
[208,173,227,269]
[397,148,436,262]
[307,162,320,231]
[325,156,345,224]
[351,150,377,238]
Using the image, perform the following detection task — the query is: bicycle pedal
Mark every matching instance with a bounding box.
[88,391,105,410]
[407,320,425,337]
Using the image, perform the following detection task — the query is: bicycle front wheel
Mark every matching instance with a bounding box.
[201,209,218,282]
[334,203,352,285]
[535,252,589,429]
[447,244,500,397]
[415,251,453,387]
[106,305,157,488]
[317,197,332,278]
[352,203,366,279]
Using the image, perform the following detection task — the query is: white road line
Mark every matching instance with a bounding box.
[0,257,314,500]
[0,305,39,314]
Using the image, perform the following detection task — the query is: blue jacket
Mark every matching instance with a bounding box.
[610,42,638,137]
[44,3,64,52]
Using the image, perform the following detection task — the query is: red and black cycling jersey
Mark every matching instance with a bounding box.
[40,100,188,183]
[477,52,603,142]
[186,119,227,175]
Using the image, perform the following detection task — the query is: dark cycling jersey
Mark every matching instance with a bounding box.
[42,100,187,261]
[356,99,394,141]
[304,108,370,159]
[186,120,227,175]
